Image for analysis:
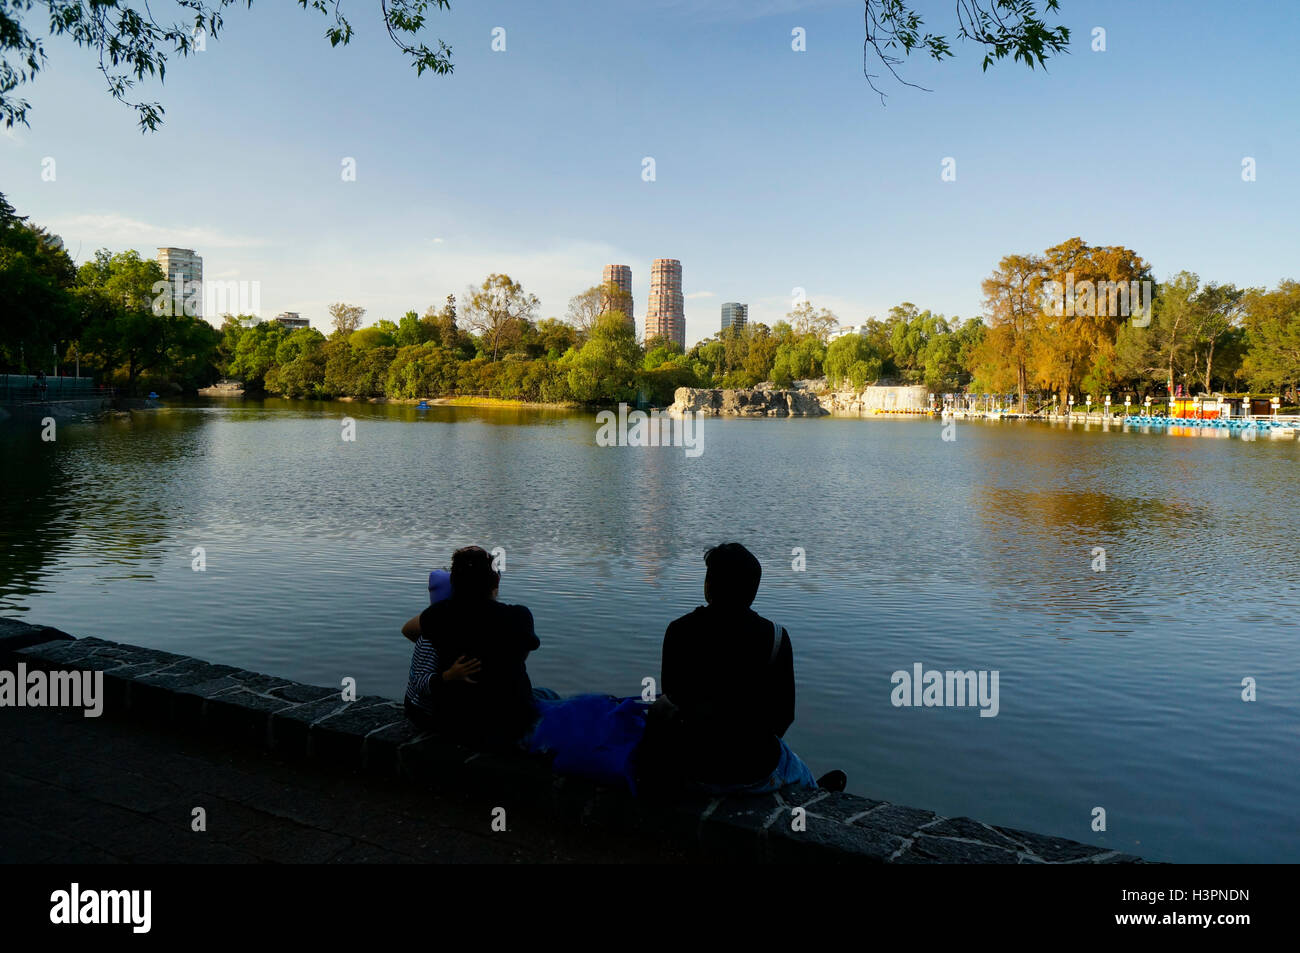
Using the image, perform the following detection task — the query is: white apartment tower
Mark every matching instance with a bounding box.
[156,247,203,317]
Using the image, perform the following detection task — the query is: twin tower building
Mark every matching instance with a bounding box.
[602,260,684,350]
[602,261,749,350]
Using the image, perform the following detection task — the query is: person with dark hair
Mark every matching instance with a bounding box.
[642,542,845,794]
[401,546,556,749]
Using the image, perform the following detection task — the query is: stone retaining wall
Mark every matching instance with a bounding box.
[667,386,828,418]
[0,619,1144,864]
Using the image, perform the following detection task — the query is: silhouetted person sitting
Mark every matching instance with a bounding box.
[642,542,843,794]
[401,546,554,750]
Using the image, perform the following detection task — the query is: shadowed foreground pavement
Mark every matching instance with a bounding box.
[0,705,688,864]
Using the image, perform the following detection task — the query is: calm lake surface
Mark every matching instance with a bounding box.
[3,399,1297,862]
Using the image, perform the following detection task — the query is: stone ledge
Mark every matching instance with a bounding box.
[0,620,1147,864]
[0,617,75,653]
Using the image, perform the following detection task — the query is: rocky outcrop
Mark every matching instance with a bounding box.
[198,380,245,397]
[668,382,937,418]
[818,384,931,416]
[668,384,828,417]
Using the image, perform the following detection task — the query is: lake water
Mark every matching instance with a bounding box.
[3,399,1297,862]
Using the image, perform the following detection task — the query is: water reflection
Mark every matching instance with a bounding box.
[2,401,1298,862]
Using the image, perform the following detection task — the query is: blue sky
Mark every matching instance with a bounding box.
[2,0,1297,345]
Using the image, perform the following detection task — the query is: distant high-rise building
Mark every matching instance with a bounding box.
[721,302,748,333]
[601,264,634,328]
[156,247,203,317]
[273,312,310,331]
[646,258,684,349]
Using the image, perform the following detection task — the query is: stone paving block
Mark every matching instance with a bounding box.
[310,699,406,764]
[363,720,430,776]
[0,769,145,833]
[991,824,1113,862]
[231,822,354,863]
[91,642,184,669]
[699,794,778,859]
[224,671,293,692]
[776,784,830,808]
[268,681,339,705]
[201,688,297,745]
[150,793,279,846]
[0,815,82,862]
[900,834,1021,864]
[14,638,103,667]
[1091,851,1147,864]
[129,657,241,720]
[269,695,354,757]
[925,816,1025,851]
[766,813,905,863]
[851,802,940,839]
[0,618,74,656]
[59,765,186,816]
[101,662,172,709]
[798,791,889,823]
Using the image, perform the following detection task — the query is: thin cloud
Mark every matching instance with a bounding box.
[42,213,271,254]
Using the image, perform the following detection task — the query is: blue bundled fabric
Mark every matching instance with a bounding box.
[527,693,649,794]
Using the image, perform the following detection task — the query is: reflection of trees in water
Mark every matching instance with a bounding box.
[0,424,70,607]
[0,410,201,609]
[970,482,1210,628]
[981,487,1195,540]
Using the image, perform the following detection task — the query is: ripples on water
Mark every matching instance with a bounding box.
[2,400,1297,862]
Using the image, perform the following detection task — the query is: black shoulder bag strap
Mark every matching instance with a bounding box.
[769,619,783,666]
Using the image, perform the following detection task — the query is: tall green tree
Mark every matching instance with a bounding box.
[75,248,172,393]
[566,281,633,338]
[1241,280,1300,401]
[979,253,1044,411]
[1188,283,1248,392]
[0,192,77,372]
[463,273,539,362]
[228,319,288,390]
[824,333,882,390]
[328,302,366,338]
[788,301,840,343]
[566,311,640,403]
[1032,238,1152,409]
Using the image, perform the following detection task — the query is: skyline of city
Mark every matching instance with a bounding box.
[4,1,1298,349]
[151,250,761,346]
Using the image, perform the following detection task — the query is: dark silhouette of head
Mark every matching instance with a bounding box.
[703,542,762,608]
[450,545,499,600]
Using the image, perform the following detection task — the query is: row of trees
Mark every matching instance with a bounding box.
[4,195,1298,407]
[214,275,693,405]
[976,238,1300,410]
[685,302,986,394]
[1,192,220,393]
